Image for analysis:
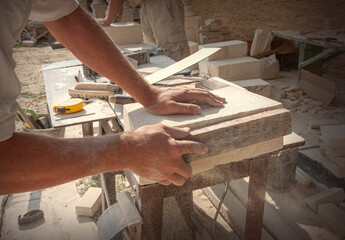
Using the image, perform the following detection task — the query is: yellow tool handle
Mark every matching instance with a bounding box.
[53,98,84,114]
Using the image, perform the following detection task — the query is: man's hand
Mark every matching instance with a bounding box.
[146,86,226,115]
[124,124,208,186]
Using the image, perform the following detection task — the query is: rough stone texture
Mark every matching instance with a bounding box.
[317,203,345,238]
[75,187,102,217]
[305,187,345,212]
[232,79,271,98]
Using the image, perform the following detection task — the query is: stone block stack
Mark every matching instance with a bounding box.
[199,19,231,44]
[198,40,262,81]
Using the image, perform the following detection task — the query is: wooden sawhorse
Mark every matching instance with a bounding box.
[125,154,270,240]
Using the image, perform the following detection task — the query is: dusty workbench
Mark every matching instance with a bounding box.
[111,78,299,240]
[272,30,345,81]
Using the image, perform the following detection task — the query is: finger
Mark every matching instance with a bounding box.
[166,173,186,186]
[166,101,202,115]
[192,88,226,102]
[158,180,171,185]
[177,140,208,155]
[164,125,191,139]
[174,160,192,179]
[176,91,224,107]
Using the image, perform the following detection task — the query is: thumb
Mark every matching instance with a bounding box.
[164,126,191,139]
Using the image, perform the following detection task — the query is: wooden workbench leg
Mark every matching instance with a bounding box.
[298,43,306,81]
[140,185,164,240]
[82,122,93,137]
[244,155,269,240]
[175,192,196,239]
[99,120,117,205]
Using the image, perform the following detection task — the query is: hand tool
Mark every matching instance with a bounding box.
[53,98,84,114]
[108,95,135,104]
[18,209,44,225]
[68,82,120,99]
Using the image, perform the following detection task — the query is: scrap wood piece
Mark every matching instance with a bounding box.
[299,70,336,105]
[145,48,220,85]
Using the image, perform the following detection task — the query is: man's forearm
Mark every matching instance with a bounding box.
[0,132,129,194]
[45,6,157,107]
[105,0,126,25]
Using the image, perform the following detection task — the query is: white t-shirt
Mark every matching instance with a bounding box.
[0,0,79,142]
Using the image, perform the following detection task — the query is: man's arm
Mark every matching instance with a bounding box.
[0,125,207,194]
[96,0,126,26]
[44,6,225,115]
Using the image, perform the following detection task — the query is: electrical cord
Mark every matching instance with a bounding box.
[212,181,230,240]
[24,94,46,114]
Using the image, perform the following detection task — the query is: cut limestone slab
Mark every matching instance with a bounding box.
[232,79,271,98]
[123,86,291,184]
[309,119,342,129]
[103,23,142,45]
[75,187,102,217]
[320,145,345,167]
[124,86,286,131]
[320,136,345,157]
[199,57,261,81]
[299,70,336,105]
[305,187,345,212]
[317,203,345,238]
[320,124,345,148]
[199,40,247,61]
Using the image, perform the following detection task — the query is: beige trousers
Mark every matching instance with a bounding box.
[140,0,190,61]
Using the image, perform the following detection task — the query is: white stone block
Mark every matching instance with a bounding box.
[103,23,142,45]
[199,40,247,61]
[200,57,261,81]
[75,187,102,217]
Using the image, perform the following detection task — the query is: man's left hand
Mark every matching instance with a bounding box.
[146,86,226,115]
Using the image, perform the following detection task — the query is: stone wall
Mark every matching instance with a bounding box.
[190,0,345,39]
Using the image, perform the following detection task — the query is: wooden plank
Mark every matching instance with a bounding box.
[245,155,269,240]
[145,48,220,84]
[283,132,305,149]
[299,70,336,105]
[123,86,284,131]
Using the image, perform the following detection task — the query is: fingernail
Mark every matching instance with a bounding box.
[194,107,202,115]
[202,146,208,154]
[182,127,190,132]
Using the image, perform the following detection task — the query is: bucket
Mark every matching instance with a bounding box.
[20,114,65,138]
[267,147,298,192]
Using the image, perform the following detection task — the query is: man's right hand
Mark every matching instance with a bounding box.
[123,124,208,186]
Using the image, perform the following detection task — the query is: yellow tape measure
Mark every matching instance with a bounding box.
[53,98,84,114]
